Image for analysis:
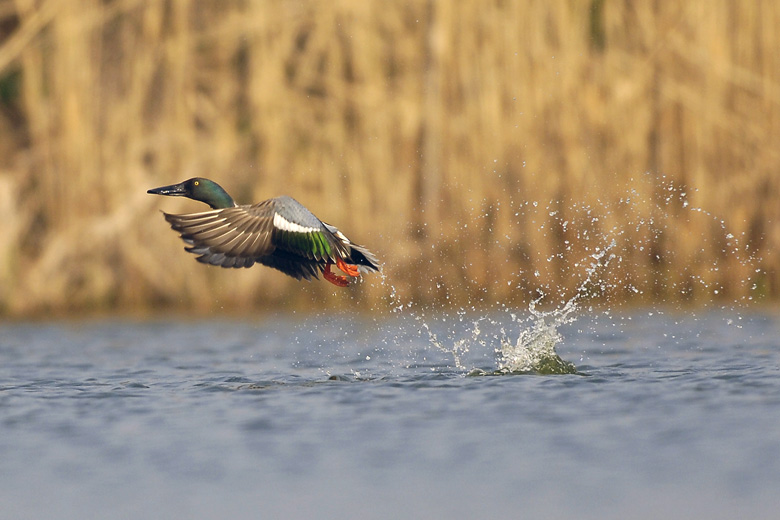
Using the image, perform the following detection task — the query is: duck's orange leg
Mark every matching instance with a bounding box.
[335,256,360,277]
[324,263,350,287]
[323,257,360,287]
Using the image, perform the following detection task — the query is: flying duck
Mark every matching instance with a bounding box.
[148,177,380,287]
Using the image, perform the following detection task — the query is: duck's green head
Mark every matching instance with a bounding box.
[147,177,236,209]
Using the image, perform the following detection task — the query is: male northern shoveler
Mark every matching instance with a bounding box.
[148,177,380,287]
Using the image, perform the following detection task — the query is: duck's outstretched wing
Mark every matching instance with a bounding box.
[161,197,373,281]
[162,201,276,269]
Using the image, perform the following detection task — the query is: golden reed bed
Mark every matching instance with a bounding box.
[0,0,777,316]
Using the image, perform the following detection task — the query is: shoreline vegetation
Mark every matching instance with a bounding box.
[0,1,778,317]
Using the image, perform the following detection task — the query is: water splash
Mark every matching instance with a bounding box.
[417,315,484,370]
[377,239,618,375]
[372,171,760,376]
[488,241,616,375]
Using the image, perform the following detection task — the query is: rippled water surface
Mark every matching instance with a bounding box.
[1,309,779,519]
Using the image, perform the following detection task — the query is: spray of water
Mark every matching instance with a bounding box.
[374,172,760,376]
[492,242,616,374]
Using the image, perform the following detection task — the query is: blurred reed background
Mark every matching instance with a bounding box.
[0,0,778,317]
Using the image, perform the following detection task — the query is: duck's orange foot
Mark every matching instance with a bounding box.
[324,263,351,287]
[336,256,360,277]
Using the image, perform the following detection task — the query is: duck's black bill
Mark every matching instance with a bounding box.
[147,182,186,197]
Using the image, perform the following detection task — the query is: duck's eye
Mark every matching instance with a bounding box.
[194,180,199,186]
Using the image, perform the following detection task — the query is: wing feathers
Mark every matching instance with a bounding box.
[163,207,275,268]
[160,199,380,280]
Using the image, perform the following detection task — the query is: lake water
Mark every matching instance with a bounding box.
[1,307,779,519]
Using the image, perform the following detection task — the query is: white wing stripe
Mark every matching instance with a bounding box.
[273,212,318,234]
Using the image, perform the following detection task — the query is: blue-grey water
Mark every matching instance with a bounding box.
[1,308,779,519]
